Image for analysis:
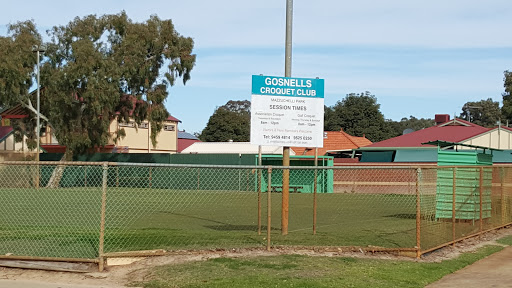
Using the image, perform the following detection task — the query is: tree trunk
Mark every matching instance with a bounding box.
[46,152,72,188]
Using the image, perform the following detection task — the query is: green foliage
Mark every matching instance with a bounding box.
[1,12,195,156]
[324,92,394,142]
[502,70,512,125]
[459,98,502,127]
[386,116,435,138]
[138,246,503,288]
[11,118,37,150]
[0,21,43,150]
[41,12,195,156]
[0,20,41,108]
[200,100,250,142]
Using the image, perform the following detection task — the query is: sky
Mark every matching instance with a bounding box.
[2,0,512,134]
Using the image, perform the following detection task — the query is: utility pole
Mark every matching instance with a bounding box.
[463,104,482,123]
[33,44,46,188]
[282,0,293,235]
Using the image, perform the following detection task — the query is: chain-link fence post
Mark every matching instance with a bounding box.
[258,146,263,235]
[313,149,318,235]
[98,163,108,271]
[479,167,484,234]
[258,168,262,235]
[149,167,152,188]
[452,168,456,246]
[84,166,88,187]
[501,167,506,225]
[197,168,200,190]
[267,166,272,251]
[282,166,289,236]
[416,167,421,258]
[36,158,40,189]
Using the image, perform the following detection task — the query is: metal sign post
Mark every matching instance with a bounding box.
[250,0,324,235]
[282,0,293,236]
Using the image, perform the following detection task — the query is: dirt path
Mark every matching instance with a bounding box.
[1,227,511,287]
[0,279,117,288]
[426,246,512,288]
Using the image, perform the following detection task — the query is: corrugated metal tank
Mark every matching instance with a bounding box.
[435,150,492,221]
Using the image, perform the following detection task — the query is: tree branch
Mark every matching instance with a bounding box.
[19,99,51,127]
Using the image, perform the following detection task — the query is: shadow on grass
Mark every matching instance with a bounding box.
[385,213,416,219]
[385,213,436,220]
[204,225,279,231]
[157,211,270,232]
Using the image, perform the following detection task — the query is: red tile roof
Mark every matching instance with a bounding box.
[368,118,491,148]
[167,115,181,122]
[116,95,181,123]
[40,144,67,153]
[0,126,13,141]
[502,125,512,132]
[292,130,372,156]
[1,106,28,119]
[178,138,200,152]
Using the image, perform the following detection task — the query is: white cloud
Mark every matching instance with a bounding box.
[2,0,511,48]
[3,0,512,133]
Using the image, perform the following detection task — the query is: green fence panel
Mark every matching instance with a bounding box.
[40,153,172,163]
[436,167,492,220]
[169,154,242,165]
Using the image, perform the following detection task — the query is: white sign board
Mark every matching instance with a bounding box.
[250,75,324,147]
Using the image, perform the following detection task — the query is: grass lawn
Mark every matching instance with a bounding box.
[0,186,508,260]
[134,244,505,288]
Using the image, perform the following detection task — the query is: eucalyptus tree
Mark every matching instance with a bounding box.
[0,20,43,149]
[42,12,195,157]
[0,12,196,157]
[502,70,512,126]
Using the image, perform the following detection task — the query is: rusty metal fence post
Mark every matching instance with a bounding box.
[313,149,318,235]
[416,168,421,258]
[452,168,456,245]
[258,147,262,235]
[501,167,506,225]
[267,166,272,251]
[98,163,108,271]
[258,168,262,235]
[479,167,484,234]
[149,167,152,188]
[197,168,200,190]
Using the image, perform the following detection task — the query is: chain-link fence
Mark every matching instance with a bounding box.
[0,161,511,268]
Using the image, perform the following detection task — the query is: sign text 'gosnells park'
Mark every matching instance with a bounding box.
[251,75,325,148]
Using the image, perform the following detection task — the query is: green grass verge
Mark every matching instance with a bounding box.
[497,235,512,246]
[135,245,504,288]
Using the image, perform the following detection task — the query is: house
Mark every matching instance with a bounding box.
[179,130,371,162]
[357,114,512,163]
[0,104,181,155]
[0,126,27,161]
[0,106,54,159]
[181,142,294,155]
[177,131,201,153]
[109,115,181,153]
[291,129,372,161]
